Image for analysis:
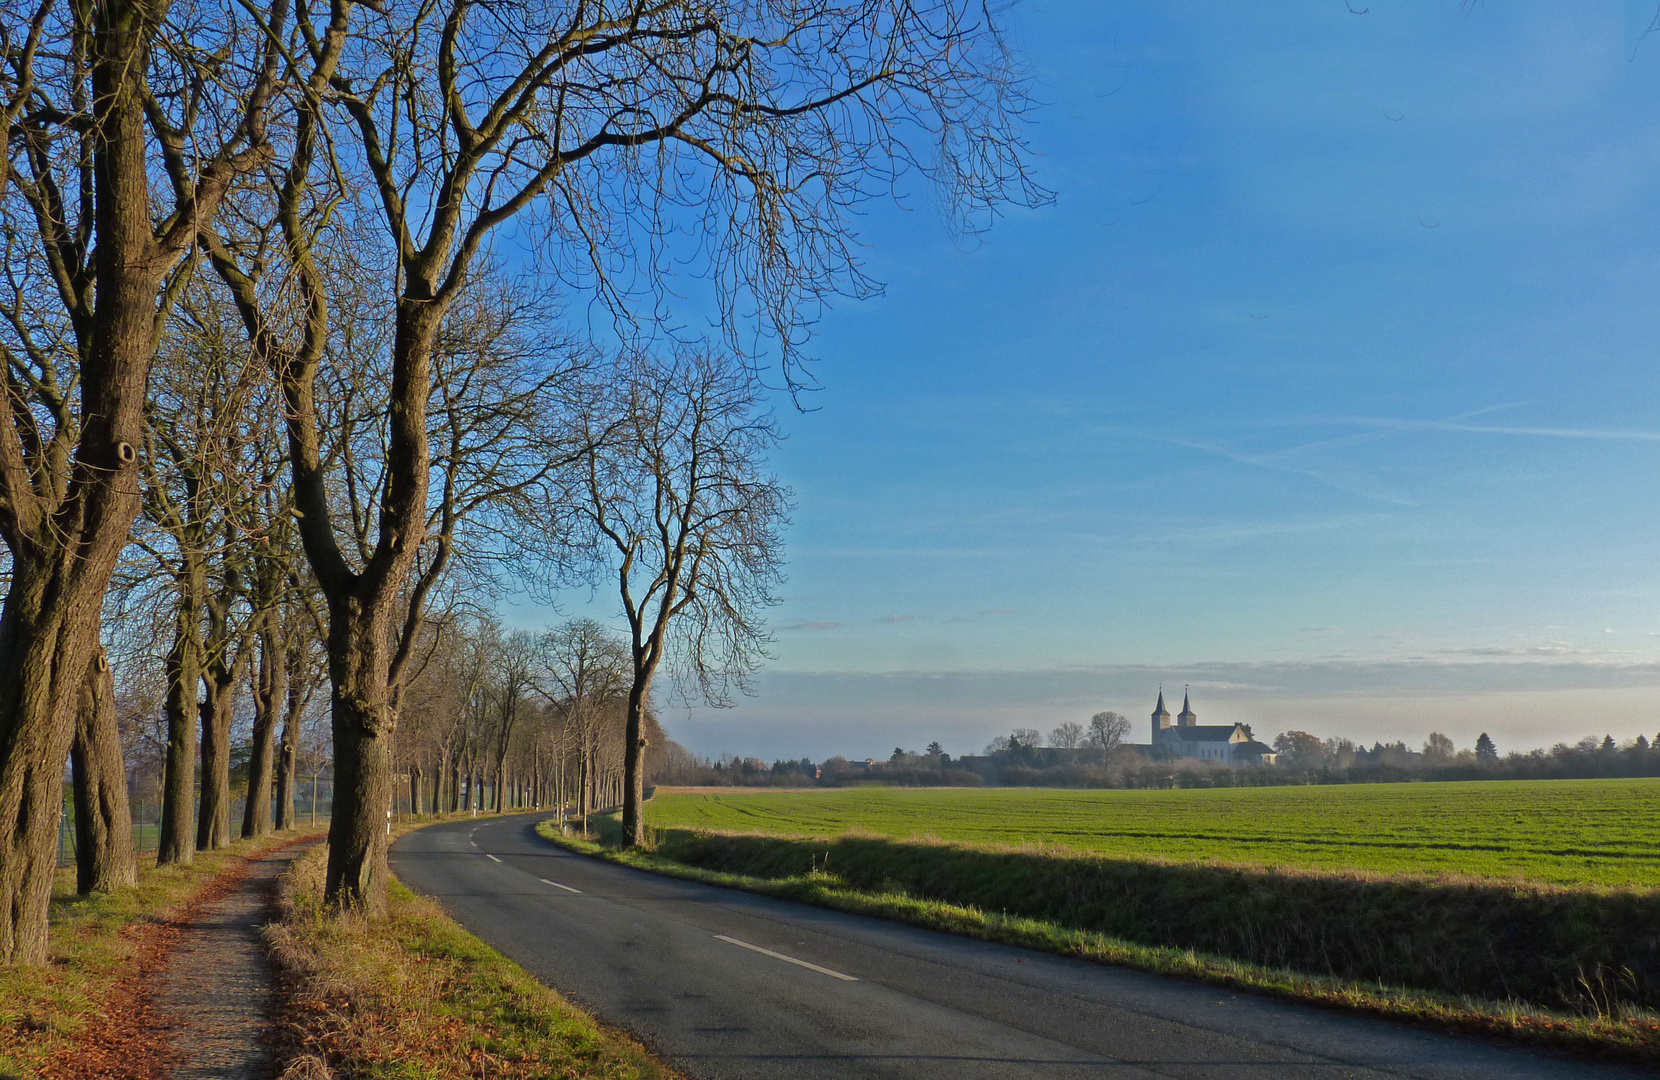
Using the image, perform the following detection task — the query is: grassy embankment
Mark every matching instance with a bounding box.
[537,779,1660,1062]
[0,828,323,1080]
[268,831,679,1080]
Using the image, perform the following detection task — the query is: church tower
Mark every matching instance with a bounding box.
[1151,690,1172,740]
[1177,689,1197,728]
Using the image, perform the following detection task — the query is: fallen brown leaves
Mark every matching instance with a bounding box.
[35,860,252,1080]
[34,921,177,1080]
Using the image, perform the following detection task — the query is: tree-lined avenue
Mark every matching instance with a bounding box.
[390,816,1640,1080]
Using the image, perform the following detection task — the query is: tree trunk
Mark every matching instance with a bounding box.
[157,577,203,865]
[322,601,397,914]
[0,0,159,961]
[620,678,652,846]
[0,572,99,964]
[196,681,231,850]
[435,746,450,815]
[242,611,285,838]
[274,645,308,830]
[71,649,137,894]
[197,583,245,851]
[578,752,589,833]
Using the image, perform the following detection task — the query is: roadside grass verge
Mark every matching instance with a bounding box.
[0,829,322,1080]
[537,819,1660,1066]
[267,840,678,1080]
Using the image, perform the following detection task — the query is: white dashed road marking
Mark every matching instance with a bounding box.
[540,878,582,893]
[486,853,502,863]
[715,935,858,981]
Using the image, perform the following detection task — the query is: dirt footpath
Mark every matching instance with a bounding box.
[151,845,310,1080]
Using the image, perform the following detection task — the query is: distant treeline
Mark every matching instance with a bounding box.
[659,731,1660,790]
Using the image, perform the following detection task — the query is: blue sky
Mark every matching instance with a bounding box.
[539,2,1660,760]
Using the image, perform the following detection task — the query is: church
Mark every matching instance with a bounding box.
[1146,689,1277,766]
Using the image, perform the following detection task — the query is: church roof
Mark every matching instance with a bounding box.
[1158,724,1246,742]
[1152,690,1170,717]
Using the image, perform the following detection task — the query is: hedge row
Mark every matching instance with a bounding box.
[655,830,1659,1012]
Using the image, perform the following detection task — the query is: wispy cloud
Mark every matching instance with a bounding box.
[1154,433,1417,507]
[1346,418,1660,442]
[880,613,917,624]
[777,621,843,632]
[795,547,1025,560]
[1432,642,1588,658]
[1133,404,1587,508]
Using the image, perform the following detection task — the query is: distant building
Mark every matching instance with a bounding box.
[1146,689,1277,766]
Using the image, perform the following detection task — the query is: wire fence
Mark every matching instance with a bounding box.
[57,777,335,868]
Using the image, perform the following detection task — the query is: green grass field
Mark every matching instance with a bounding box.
[644,778,1660,887]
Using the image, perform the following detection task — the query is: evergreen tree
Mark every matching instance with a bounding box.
[1474,732,1497,762]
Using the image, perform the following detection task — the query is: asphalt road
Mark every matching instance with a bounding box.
[391,814,1645,1080]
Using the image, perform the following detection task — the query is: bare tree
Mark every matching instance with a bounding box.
[1049,721,1085,750]
[242,481,309,838]
[484,630,538,813]
[275,580,326,830]
[537,618,629,832]
[0,0,294,961]
[563,349,789,846]
[1088,711,1130,765]
[137,291,270,862]
[203,0,1041,910]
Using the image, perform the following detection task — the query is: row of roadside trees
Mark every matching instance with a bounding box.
[0,0,1043,964]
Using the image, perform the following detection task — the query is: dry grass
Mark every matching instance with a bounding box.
[266,843,680,1080]
[0,829,323,1080]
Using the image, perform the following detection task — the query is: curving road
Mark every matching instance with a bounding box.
[391,814,1644,1080]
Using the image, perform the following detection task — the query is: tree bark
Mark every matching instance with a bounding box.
[71,649,137,894]
[157,574,204,866]
[274,635,310,830]
[196,684,232,850]
[621,677,653,845]
[196,590,243,851]
[0,0,165,962]
[242,609,285,838]
[322,601,397,915]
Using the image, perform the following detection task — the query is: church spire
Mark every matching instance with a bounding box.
[1152,688,1172,735]
[1177,686,1197,727]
